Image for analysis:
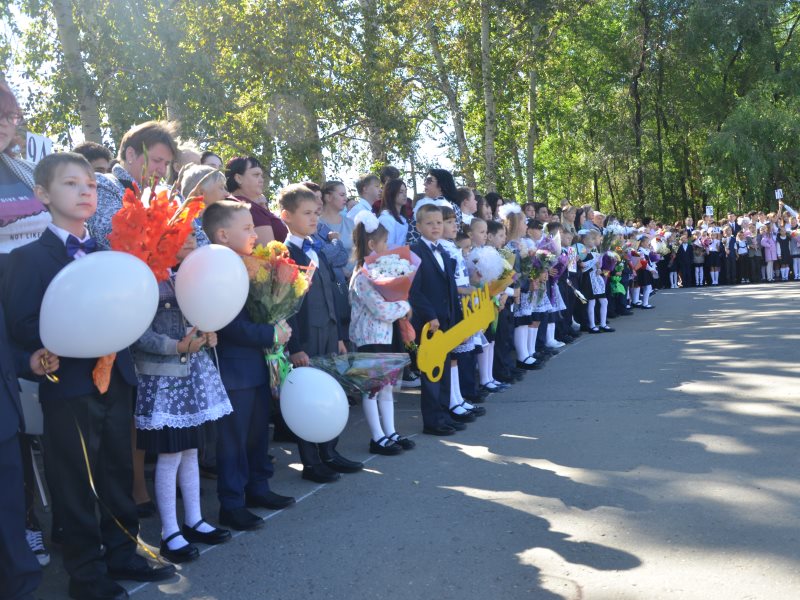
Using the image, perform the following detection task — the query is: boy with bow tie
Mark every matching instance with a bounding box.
[282,184,363,483]
[5,153,175,600]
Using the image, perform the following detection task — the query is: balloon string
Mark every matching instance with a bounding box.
[72,415,163,564]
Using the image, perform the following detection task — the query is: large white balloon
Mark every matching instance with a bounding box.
[174,244,249,331]
[40,251,159,358]
[280,368,349,443]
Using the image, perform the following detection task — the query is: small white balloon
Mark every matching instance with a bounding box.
[175,244,249,331]
[40,251,159,358]
[280,367,349,443]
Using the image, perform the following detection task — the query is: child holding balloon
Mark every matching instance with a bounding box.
[133,231,233,564]
[5,153,176,599]
[349,211,415,455]
[201,200,295,532]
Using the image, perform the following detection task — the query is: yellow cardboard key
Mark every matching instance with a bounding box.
[416,286,496,382]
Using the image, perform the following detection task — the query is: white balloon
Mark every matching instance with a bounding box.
[40,251,159,358]
[174,244,249,331]
[280,368,349,443]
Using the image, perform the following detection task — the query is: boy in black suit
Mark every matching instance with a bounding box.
[0,303,57,600]
[408,203,464,436]
[202,201,295,531]
[675,232,693,288]
[5,153,175,600]
[282,184,363,482]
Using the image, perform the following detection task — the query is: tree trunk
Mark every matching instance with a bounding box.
[526,66,538,203]
[510,138,525,199]
[307,112,325,183]
[629,0,650,219]
[367,120,388,167]
[593,169,600,210]
[426,23,475,187]
[480,0,498,193]
[655,54,667,218]
[52,0,102,143]
[358,0,388,167]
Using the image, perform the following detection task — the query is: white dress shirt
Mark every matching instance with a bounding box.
[285,233,319,266]
[346,197,373,222]
[421,236,445,271]
[378,211,409,249]
[48,223,92,260]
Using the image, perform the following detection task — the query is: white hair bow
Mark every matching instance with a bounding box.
[354,210,380,233]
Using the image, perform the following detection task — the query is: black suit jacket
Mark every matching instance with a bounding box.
[0,303,33,442]
[285,242,345,355]
[675,243,693,270]
[4,228,137,402]
[408,240,459,334]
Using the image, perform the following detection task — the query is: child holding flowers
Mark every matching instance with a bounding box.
[133,231,233,564]
[201,200,295,532]
[349,211,416,454]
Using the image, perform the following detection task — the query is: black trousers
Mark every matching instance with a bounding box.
[492,307,516,378]
[42,370,139,584]
[420,355,451,429]
[0,433,41,600]
[216,385,274,510]
[456,351,478,398]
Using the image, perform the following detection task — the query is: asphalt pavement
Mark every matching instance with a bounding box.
[37,282,800,599]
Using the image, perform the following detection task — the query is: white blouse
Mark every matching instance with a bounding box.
[379,211,409,249]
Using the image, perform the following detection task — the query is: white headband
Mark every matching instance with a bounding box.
[354,210,380,234]
[497,203,521,220]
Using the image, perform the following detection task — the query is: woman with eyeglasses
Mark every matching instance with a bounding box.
[406,168,460,244]
[0,83,51,263]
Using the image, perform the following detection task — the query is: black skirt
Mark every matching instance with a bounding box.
[706,250,721,268]
[137,425,200,454]
[636,268,654,287]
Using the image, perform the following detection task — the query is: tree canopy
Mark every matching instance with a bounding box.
[2,0,799,219]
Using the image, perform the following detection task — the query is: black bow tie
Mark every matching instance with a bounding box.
[430,243,442,253]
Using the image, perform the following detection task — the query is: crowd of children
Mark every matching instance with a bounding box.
[2,138,793,600]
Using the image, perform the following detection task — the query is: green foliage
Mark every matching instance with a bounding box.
[3,0,800,217]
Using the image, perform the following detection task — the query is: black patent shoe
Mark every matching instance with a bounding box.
[182,520,232,545]
[160,532,199,564]
[369,437,403,455]
[388,432,416,450]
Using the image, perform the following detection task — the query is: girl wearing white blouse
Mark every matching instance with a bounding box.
[378,178,410,249]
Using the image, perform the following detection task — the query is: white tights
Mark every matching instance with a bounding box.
[155,449,213,549]
[363,385,396,443]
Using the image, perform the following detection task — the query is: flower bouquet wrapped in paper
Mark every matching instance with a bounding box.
[600,250,620,275]
[361,246,420,349]
[309,353,411,397]
[627,250,647,271]
[242,241,316,390]
[652,239,669,256]
[362,246,420,302]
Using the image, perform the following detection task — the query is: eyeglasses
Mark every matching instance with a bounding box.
[424,176,435,185]
[0,112,24,126]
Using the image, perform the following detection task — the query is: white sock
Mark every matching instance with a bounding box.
[587,299,596,328]
[363,395,385,442]
[783,266,789,280]
[156,452,187,549]
[177,449,212,533]
[631,288,640,304]
[527,326,538,355]
[487,342,495,378]
[514,326,529,361]
[478,348,492,386]
[546,322,556,344]
[794,258,800,277]
[642,285,652,306]
[378,385,396,437]
[762,265,767,279]
[599,298,608,326]
[670,272,677,287]
[696,267,703,285]
[449,366,467,412]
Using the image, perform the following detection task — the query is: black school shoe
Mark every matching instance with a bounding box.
[219,507,264,531]
[369,437,403,455]
[69,577,129,600]
[108,558,176,582]
[387,432,416,450]
[449,409,477,423]
[159,533,199,564]
[182,520,232,545]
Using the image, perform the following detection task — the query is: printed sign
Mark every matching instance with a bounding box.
[775,188,784,200]
[705,205,714,216]
[26,132,52,164]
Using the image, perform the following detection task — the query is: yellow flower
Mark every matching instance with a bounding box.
[266,240,289,257]
[292,275,308,296]
[255,267,269,284]
[252,244,270,259]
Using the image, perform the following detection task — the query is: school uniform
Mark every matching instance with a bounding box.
[675,242,693,287]
[0,303,42,600]
[285,235,357,474]
[3,227,160,593]
[215,307,277,512]
[409,237,460,432]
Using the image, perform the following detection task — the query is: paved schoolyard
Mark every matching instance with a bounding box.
[38,283,800,599]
